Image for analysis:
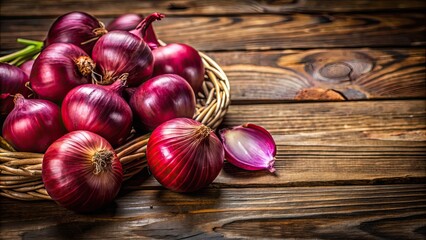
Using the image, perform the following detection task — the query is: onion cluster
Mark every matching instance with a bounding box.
[1,11,278,212]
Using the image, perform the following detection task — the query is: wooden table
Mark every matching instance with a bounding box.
[1,1,426,239]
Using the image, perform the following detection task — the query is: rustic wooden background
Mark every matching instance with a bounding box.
[1,0,426,239]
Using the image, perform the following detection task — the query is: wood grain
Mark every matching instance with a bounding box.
[118,100,426,189]
[1,13,425,51]
[208,48,426,101]
[1,184,425,239]
[0,0,425,17]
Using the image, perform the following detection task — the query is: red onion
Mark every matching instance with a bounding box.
[129,13,163,50]
[130,74,195,131]
[61,79,132,147]
[19,59,35,77]
[42,130,123,212]
[0,63,31,117]
[91,14,165,87]
[45,11,107,54]
[2,94,66,153]
[107,13,143,31]
[132,14,205,93]
[147,118,224,192]
[220,123,277,173]
[30,43,95,102]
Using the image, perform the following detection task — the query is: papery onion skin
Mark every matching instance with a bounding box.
[220,123,277,173]
[45,11,107,54]
[42,130,123,213]
[2,94,67,153]
[130,74,195,131]
[152,43,205,94]
[92,30,153,86]
[0,63,31,117]
[147,118,224,192]
[19,59,35,78]
[61,79,132,147]
[107,13,143,31]
[30,43,94,102]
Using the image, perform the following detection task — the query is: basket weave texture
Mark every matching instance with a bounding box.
[0,52,230,201]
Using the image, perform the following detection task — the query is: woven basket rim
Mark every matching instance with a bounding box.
[0,51,230,201]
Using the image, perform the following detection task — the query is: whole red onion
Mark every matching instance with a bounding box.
[129,13,163,50]
[147,118,224,192]
[132,14,205,93]
[91,13,164,87]
[152,44,205,93]
[220,123,277,172]
[45,11,107,54]
[107,13,143,31]
[130,74,195,131]
[19,59,35,77]
[30,43,94,102]
[43,130,123,212]
[2,94,66,153]
[61,79,133,147]
[0,63,31,117]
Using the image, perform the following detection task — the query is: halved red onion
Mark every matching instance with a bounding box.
[220,123,277,173]
[30,43,94,102]
[147,118,224,192]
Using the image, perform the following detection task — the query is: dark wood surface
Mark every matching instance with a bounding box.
[1,0,425,239]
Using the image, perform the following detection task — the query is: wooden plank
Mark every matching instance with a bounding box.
[208,48,426,101]
[0,0,425,17]
[119,100,426,189]
[1,13,425,51]
[1,184,425,239]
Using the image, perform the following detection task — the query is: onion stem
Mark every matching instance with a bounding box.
[0,38,43,65]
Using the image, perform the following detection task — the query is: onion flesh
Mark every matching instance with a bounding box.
[220,123,277,172]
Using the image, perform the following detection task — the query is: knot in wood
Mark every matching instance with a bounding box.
[319,62,352,82]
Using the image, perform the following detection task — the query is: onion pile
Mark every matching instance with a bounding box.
[0,11,277,212]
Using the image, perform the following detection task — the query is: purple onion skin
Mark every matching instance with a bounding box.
[45,11,106,55]
[107,14,143,31]
[30,43,93,103]
[92,30,154,87]
[61,80,133,147]
[220,123,277,173]
[152,43,205,93]
[130,74,196,131]
[2,95,67,153]
[0,63,31,117]
[147,118,224,192]
[19,59,35,78]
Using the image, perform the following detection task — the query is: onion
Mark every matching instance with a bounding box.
[30,43,95,102]
[42,130,123,212]
[45,11,107,54]
[129,13,163,50]
[133,14,205,93]
[130,74,195,131]
[147,118,224,192]
[0,63,31,117]
[107,13,143,31]
[61,78,133,147]
[19,59,35,77]
[2,94,66,153]
[220,123,277,172]
[91,14,164,86]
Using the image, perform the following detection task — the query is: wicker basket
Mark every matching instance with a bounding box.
[0,52,230,201]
